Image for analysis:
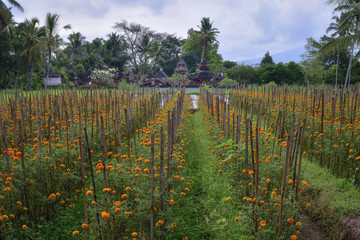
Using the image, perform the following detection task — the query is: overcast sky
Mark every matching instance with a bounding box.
[11,0,334,63]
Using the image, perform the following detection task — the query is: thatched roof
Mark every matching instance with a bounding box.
[152,69,169,80]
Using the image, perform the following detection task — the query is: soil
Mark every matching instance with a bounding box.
[299,214,327,240]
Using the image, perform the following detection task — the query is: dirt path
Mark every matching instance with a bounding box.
[299,214,327,240]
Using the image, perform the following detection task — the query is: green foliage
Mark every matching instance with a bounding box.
[90,68,116,86]
[223,60,237,69]
[225,64,259,84]
[218,77,238,88]
[259,62,305,85]
[118,79,136,91]
[74,63,85,76]
[166,73,188,90]
[182,23,222,73]
[260,51,274,65]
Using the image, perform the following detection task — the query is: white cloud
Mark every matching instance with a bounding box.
[12,0,333,62]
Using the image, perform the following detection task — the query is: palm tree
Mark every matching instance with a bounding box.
[195,17,219,62]
[67,31,86,64]
[326,15,348,87]
[44,13,71,87]
[0,0,23,36]
[19,18,46,88]
[324,0,360,88]
[148,40,164,70]
[104,32,129,70]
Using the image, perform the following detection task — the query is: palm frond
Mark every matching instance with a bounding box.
[6,0,23,12]
[319,33,360,56]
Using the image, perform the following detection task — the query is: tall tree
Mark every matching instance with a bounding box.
[67,32,86,65]
[195,17,220,61]
[44,13,71,87]
[0,0,23,36]
[326,15,347,86]
[113,20,151,72]
[261,51,275,65]
[19,18,46,88]
[324,0,360,87]
[104,32,129,71]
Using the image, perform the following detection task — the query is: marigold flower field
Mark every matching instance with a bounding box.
[0,85,359,239]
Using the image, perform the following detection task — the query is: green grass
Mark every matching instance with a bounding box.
[302,158,360,233]
[169,110,253,239]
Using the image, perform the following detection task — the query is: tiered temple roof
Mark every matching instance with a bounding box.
[174,59,188,74]
[191,60,212,85]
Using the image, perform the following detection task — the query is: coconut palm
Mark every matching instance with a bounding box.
[104,32,129,70]
[323,0,360,88]
[67,31,86,65]
[195,17,220,62]
[44,13,71,87]
[326,15,348,86]
[148,40,164,70]
[0,0,23,36]
[19,18,46,88]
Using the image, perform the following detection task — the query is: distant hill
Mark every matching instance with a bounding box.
[239,47,304,66]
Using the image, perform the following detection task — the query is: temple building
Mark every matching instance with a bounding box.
[191,60,212,86]
[142,68,169,87]
[174,58,188,74]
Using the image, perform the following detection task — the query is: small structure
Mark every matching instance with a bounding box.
[43,73,62,86]
[174,59,188,74]
[142,68,169,87]
[191,60,212,86]
[72,70,92,86]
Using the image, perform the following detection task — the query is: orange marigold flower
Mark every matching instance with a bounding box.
[73,231,79,236]
[226,197,231,202]
[260,220,266,227]
[287,218,294,223]
[122,194,128,199]
[156,220,164,227]
[290,235,297,240]
[248,171,254,175]
[22,225,27,230]
[170,199,174,205]
[82,223,88,229]
[101,212,110,219]
[131,232,138,237]
[125,187,132,192]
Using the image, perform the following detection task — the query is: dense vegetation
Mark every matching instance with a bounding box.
[0,84,359,239]
[2,1,360,89]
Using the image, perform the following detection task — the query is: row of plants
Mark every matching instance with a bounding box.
[0,87,197,239]
[199,88,311,239]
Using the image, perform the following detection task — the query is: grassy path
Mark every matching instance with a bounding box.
[170,109,253,239]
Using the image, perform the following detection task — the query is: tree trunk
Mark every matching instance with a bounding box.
[29,57,34,89]
[46,49,52,89]
[201,44,205,62]
[335,50,339,87]
[345,17,358,89]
